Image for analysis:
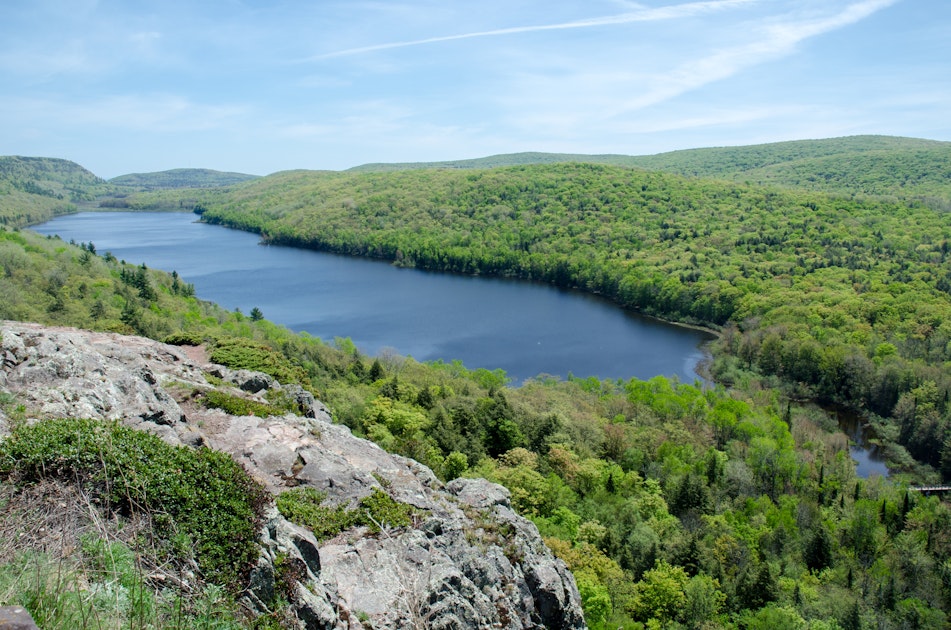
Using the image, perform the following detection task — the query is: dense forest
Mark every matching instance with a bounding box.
[4,135,951,627]
[348,136,951,210]
[108,168,260,190]
[149,152,951,480]
[4,223,951,629]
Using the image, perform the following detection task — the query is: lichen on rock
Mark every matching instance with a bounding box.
[0,321,586,629]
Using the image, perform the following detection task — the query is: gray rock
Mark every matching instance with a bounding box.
[447,477,513,509]
[233,369,275,394]
[274,517,322,579]
[0,322,586,630]
[282,383,320,418]
[0,606,40,630]
[291,582,339,630]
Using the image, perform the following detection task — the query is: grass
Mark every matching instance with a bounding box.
[0,479,254,629]
[0,418,269,589]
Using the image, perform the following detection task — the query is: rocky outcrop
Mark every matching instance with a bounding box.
[0,321,586,629]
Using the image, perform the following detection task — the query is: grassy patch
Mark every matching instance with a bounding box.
[276,486,417,543]
[0,419,268,589]
[209,337,307,386]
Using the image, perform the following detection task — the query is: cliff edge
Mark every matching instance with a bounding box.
[0,321,585,629]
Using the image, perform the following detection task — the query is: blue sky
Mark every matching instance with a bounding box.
[1,0,948,178]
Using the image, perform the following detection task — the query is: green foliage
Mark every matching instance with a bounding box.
[276,486,417,543]
[209,337,309,386]
[107,168,259,190]
[199,389,286,418]
[0,419,268,588]
[629,560,689,623]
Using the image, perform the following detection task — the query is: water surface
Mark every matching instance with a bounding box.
[33,212,714,385]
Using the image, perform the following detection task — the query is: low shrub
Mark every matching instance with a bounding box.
[209,338,308,386]
[276,486,417,543]
[199,389,284,418]
[163,331,206,346]
[0,418,268,589]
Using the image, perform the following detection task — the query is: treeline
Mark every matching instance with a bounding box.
[108,168,259,190]
[344,136,951,210]
[3,228,951,627]
[173,162,951,477]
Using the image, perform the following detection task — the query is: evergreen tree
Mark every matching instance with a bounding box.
[804,525,834,572]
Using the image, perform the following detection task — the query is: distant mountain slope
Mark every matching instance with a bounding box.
[109,168,259,190]
[348,151,638,172]
[622,135,946,176]
[0,156,110,226]
[349,136,951,208]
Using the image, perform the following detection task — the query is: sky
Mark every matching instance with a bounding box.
[1,0,949,178]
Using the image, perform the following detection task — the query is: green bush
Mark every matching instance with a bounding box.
[0,419,268,589]
[163,331,206,346]
[276,486,417,543]
[209,337,308,386]
[200,389,284,418]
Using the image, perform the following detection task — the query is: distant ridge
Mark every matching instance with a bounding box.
[109,168,260,190]
[4,134,950,228]
[347,151,640,172]
[348,135,951,207]
[0,156,109,226]
[349,135,948,174]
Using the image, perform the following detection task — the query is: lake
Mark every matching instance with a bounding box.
[32,211,714,385]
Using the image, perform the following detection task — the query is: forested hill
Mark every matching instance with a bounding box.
[627,136,951,208]
[5,199,951,629]
[348,151,638,172]
[189,160,951,473]
[0,156,108,226]
[109,168,259,190]
[350,136,951,208]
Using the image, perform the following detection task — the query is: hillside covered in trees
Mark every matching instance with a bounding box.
[0,156,110,227]
[348,136,951,210]
[4,134,951,627]
[108,168,259,190]
[4,212,951,629]
[149,153,950,480]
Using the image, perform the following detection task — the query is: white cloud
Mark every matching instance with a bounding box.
[608,0,901,114]
[308,0,758,60]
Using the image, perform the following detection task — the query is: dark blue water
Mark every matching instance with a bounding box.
[33,212,713,384]
[834,406,890,478]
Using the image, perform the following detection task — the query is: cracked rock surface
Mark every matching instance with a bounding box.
[0,321,586,629]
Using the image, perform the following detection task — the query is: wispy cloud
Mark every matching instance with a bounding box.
[612,0,901,113]
[309,0,758,60]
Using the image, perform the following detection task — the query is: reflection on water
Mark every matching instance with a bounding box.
[831,406,890,478]
[32,212,714,385]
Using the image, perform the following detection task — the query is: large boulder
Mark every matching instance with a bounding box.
[0,321,586,629]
